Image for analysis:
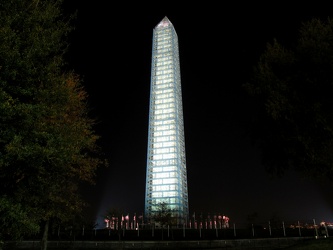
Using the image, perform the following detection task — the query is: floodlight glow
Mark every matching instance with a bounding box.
[144,16,189,225]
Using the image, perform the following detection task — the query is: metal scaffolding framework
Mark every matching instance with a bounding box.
[144,16,189,226]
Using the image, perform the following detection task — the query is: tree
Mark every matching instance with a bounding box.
[0,0,107,248]
[243,17,333,182]
[152,202,174,228]
[0,196,39,242]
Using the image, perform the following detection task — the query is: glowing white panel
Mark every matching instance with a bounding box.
[145,16,189,225]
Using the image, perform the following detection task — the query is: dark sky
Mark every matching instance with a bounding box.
[65,2,333,228]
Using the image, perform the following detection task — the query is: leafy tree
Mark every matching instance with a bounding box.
[0,0,107,248]
[152,202,174,228]
[0,196,39,242]
[243,17,333,182]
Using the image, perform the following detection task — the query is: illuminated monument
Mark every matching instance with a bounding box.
[144,17,189,226]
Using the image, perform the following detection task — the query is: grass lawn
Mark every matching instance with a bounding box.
[286,237,333,249]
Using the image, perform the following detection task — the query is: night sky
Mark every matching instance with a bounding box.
[65,2,333,228]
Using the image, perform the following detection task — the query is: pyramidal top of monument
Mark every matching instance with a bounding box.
[156,16,173,29]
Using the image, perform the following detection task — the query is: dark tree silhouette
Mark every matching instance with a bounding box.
[0,0,107,248]
[244,17,333,182]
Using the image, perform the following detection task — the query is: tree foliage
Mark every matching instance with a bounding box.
[0,0,107,245]
[244,17,333,181]
[152,202,174,228]
[0,196,39,241]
